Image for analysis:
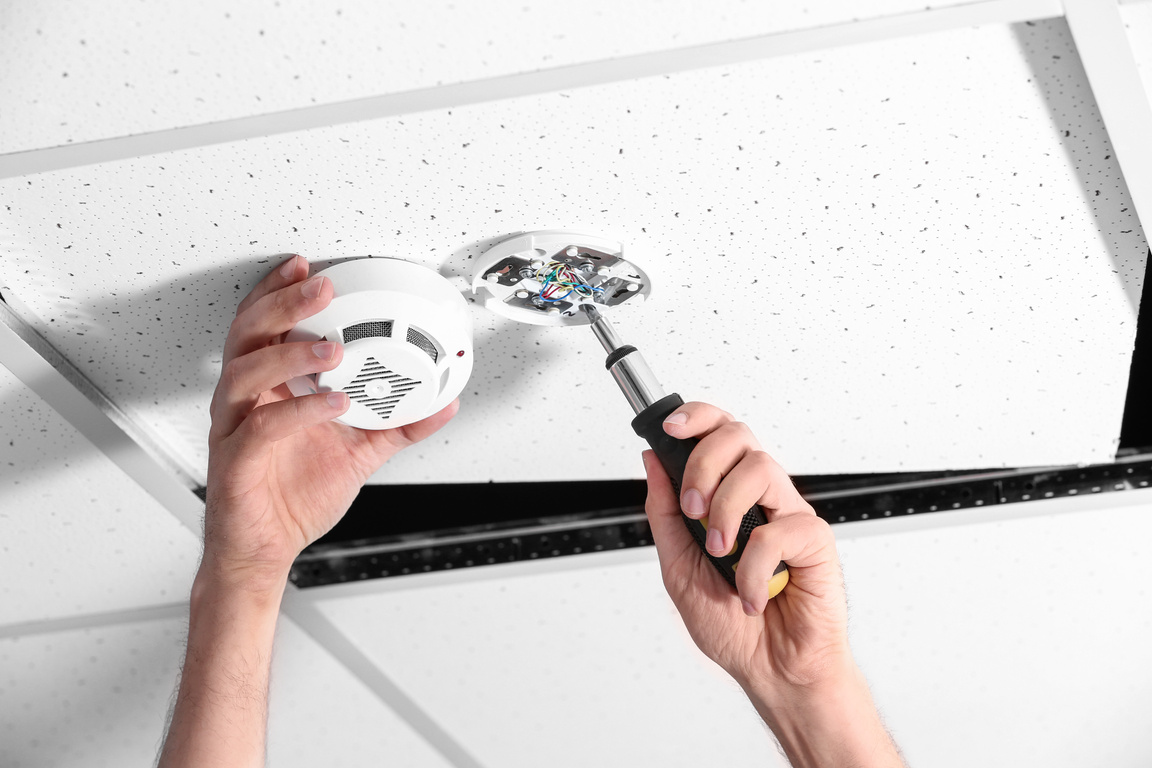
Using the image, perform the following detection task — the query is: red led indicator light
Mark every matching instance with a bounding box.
[456,350,466,357]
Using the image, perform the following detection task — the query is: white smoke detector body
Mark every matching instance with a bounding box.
[284,258,472,430]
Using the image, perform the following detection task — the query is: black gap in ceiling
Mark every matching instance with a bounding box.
[287,457,1152,587]
[307,470,993,545]
[1119,249,1152,452]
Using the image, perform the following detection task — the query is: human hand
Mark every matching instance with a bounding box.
[641,402,852,694]
[202,255,459,588]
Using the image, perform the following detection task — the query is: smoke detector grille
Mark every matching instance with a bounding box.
[406,327,439,363]
[343,320,393,344]
[343,356,421,419]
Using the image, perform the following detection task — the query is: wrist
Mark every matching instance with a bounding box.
[193,551,292,609]
[741,662,905,768]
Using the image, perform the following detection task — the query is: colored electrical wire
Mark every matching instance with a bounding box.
[535,261,604,303]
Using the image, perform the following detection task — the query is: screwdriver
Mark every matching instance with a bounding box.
[581,303,790,598]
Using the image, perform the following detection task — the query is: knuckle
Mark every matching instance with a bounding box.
[274,285,299,316]
[711,487,746,523]
[811,514,834,538]
[246,404,272,437]
[220,357,245,391]
[735,569,754,598]
[718,421,753,443]
[748,449,775,474]
[747,522,773,546]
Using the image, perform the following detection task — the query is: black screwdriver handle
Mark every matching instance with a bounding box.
[632,393,789,595]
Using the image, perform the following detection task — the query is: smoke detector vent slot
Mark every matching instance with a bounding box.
[343,320,393,344]
[406,327,439,363]
[344,356,421,419]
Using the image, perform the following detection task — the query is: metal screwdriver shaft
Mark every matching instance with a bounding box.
[581,303,790,595]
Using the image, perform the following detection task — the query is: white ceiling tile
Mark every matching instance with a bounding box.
[1,20,1145,483]
[316,551,787,768]
[267,616,454,767]
[0,613,454,767]
[0,0,976,153]
[0,618,186,768]
[312,490,1152,768]
[835,494,1152,767]
[1121,0,1152,105]
[0,366,200,624]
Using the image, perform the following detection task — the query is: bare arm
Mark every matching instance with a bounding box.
[158,255,457,766]
[740,663,905,768]
[158,561,286,768]
[641,404,907,767]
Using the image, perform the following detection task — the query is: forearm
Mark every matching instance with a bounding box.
[158,559,289,768]
[741,663,906,768]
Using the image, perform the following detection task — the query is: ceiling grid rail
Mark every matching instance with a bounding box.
[0,300,487,768]
[1063,0,1152,243]
[0,0,1060,179]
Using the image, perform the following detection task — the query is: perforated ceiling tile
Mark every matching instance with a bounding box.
[0,614,454,768]
[316,554,787,768]
[834,494,1152,767]
[1121,0,1152,103]
[0,366,200,625]
[0,19,1145,483]
[267,616,454,768]
[0,0,979,153]
[312,492,1152,768]
[0,618,186,768]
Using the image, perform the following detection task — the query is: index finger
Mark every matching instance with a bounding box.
[234,254,307,318]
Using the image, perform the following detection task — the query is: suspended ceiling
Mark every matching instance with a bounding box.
[1,12,1148,486]
[2,1,1152,766]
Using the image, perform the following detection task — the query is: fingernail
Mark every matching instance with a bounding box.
[706,526,724,555]
[326,392,347,408]
[683,488,705,518]
[279,255,299,278]
[312,341,337,360]
[664,412,688,426]
[301,275,325,299]
[741,600,757,616]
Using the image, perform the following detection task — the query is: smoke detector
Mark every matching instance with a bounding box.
[284,258,473,430]
[471,230,651,326]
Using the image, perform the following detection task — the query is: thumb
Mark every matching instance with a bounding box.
[390,398,460,448]
[642,450,697,574]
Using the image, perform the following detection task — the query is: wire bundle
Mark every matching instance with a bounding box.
[536,261,603,303]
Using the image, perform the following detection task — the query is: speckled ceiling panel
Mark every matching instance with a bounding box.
[317,553,786,768]
[0,618,186,768]
[834,494,1152,766]
[0,366,200,624]
[0,615,454,768]
[314,492,1152,768]
[0,19,1145,484]
[266,617,455,768]
[1121,1,1152,104]
[0,0,976,153]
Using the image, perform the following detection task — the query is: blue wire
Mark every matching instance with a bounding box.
[537,264,605,304]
